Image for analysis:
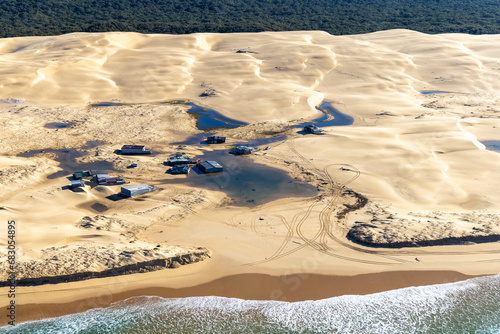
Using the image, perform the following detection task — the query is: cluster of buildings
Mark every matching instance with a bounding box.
[69,138,258,198]
[71,170,124,188]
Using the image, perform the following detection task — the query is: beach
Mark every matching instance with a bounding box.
[1,29,500,329]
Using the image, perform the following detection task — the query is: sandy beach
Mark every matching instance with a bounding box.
[1,29,500,326]
[1,271,478,324]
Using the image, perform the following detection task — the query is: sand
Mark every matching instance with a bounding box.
[1,29,500,325]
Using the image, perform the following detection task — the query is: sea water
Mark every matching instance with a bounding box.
[3,274,499,333]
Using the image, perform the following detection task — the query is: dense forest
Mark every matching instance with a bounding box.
[1,0,499,38]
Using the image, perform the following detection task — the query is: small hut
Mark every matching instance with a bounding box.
[120,184,157,197]
[198,161,223,173]
[303,124,323,134]
[121,145,151,155]
[235,145,255,155]
[206,136,226,144]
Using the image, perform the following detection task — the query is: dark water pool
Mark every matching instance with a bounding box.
[44,122,75,129]
[482,141,500,151]
[17,141,115,179]
[91,102,126,107]
[185,103,248,131]
[162,150,318,206]
[171,133,215,146]
[421,91,447,95]
[295,102,354,129]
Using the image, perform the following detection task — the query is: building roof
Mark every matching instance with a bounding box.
[122,184,153,191]
[205,161,223,169]
[237,145,254,150]
[89,170,107,175]
[122,145,145,150]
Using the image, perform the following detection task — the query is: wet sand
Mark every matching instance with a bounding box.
[0,271,478,325]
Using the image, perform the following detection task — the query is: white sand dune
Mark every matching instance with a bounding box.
[1,29,500,322]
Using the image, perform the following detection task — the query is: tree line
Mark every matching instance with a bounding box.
[0,0,499,38]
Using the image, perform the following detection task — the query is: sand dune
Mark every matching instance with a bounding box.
[1,29,500,324]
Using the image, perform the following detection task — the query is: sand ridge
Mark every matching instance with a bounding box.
[1,29,500,324]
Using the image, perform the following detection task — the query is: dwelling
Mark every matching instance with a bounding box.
[121,145,151,155]
[89,170,107,176]
[73,171,90,179]
[303,124,324,134]
[120,184,157,197]
[96,174,125,185]
[235,145,255,155]
[166,154,196,166]
[70,179,85,188]
[170,164,190,174]
[206,136,226,144]
[198,161,223,173]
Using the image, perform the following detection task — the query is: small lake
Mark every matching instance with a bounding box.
[185,103,248,131]
[295,102,354,129]
[421,91,447,95]
[171,133,215,146]
[482,141,500,151]
[162,149,318,206]
[44,122,75,129]
[91,100,248,131]
[91,102,126,107]
[17,141,115,179]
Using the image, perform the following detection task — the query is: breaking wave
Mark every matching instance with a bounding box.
[2,274,500,333]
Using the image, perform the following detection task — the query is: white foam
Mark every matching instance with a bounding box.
[3,275,500,333]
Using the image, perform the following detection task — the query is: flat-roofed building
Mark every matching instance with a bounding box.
[198,161,223,173]
[120,184,157,197]
[121,145,151,155]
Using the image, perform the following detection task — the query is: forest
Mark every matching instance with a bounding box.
[1,0,499,38]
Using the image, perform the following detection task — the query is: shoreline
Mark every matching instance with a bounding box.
[1,270,480,326]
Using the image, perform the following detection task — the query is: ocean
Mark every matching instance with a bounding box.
[2,274,499,333]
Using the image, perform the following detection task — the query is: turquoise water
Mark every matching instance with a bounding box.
[3,275,499,333]
[482,141,500,152]
[421,91,447,95]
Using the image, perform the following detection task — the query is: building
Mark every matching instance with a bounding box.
[95,173,111,182]
[73,171,91,179]
[235,145,255,155]
[166,155,196,166]
[170,164,190,174]
[303,124,324,134]
[70,179,85,188]
[198,161,223,173]
[206,136,226,144]
[120,184,157,197]
[96,174,125,185]
[89,170,107,176]
[121,145,151,155]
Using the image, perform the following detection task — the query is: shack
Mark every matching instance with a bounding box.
[70,179,85,188]
[95,173,111,182]
[96,174,125,185]
[166,155,196,166]
[120,184,157,197]
[73,171,91,179]
[206,136,226,144]
[170,164,190,174]
[121,145,151,155]
[235,145,255,155]
[198,161,223,173]
[303,124,324,134]
[89,170,107,176]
